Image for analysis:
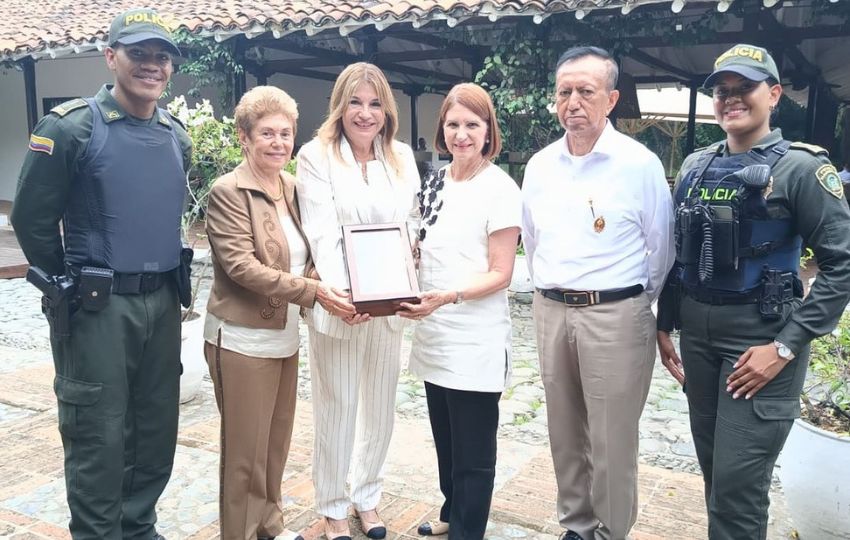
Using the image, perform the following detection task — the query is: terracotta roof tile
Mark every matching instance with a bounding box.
[0,0,664,60]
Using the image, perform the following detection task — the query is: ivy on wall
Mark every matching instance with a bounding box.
[172,29,244,114]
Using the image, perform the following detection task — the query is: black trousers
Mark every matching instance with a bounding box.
[425,381,501,540]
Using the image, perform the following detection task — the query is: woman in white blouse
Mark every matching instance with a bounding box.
[295,63,419,540]
[203,86,354,540]
[399,83,521,540]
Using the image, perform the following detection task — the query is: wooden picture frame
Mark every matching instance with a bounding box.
[342,222,420,317]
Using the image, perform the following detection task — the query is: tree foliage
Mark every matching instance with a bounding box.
[172,29,244,113]
[474,27,560,156]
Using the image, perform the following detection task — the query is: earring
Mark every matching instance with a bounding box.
[485,139,490,143]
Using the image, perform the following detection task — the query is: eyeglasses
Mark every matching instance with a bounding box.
[712,82,762,101]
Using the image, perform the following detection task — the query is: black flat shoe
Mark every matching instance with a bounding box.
[417,520,449,536]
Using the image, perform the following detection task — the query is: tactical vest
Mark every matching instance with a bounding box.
[62,100,185,273]
[673,141,801,296]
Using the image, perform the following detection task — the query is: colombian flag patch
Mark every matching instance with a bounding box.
[29,134,55,155]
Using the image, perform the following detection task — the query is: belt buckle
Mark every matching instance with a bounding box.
[563,291,592,306]
[141,273,157,292]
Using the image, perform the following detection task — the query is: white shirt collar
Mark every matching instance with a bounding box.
[559,120,617,161]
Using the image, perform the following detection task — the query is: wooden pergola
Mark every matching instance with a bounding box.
[7,0,850,155]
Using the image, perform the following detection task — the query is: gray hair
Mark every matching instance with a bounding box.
[556,46,619,91]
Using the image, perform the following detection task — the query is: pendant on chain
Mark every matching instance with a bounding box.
[593,216,606,233]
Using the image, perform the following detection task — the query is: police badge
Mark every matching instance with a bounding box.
[816,164,844,199]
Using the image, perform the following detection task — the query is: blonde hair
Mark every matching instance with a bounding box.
[234,85,299,137]
[317,62,402,177]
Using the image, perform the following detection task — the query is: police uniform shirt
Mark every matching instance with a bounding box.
[12,85,193,276]
[521,121,675,300]
[671,129,850,354]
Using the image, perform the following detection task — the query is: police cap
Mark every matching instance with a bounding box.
[108,8,180,56]
[704,44,780,88]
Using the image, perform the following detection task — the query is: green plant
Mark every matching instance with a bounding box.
[802,310,850,436]
[167,95,242,239]
[474,30,560,158]
[172,29,244,113]
[167,96,241,319]
[800,247,815,270]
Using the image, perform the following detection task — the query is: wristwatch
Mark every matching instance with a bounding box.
[774,340,795,361]
[454,291,464,304]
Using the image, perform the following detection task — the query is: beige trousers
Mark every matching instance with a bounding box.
[533,291,656,540]
[205,341,299,540]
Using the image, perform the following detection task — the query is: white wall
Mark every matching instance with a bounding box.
[0,66,29,201]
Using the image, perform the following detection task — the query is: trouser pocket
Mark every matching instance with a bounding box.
[54,374,103,440]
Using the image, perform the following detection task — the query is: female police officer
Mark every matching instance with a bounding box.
[656,44,850,539]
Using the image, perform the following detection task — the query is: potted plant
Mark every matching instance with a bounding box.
[777,308,850,540]
[167,96,241,402]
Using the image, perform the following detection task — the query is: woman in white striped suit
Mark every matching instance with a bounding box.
[295,62,419,540]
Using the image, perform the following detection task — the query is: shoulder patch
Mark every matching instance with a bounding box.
[28,133,55,155]
[49,98,87,117]
[790,142,829,156]
[815,164,844,198]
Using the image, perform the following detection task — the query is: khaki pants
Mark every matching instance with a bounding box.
[205,341,299,540]
[533,292,656,540]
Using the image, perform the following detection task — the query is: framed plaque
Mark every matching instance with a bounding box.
[342,222,420,317]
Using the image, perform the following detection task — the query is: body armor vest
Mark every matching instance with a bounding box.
[673,141,801,295]
[63,100,185,273]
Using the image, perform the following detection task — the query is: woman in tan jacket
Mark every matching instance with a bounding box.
[203,86,353,540]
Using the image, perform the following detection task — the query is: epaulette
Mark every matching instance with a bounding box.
[695,143,722,154]
[167,111,186,130]
[50,98,87,117]
[789,141,829,157]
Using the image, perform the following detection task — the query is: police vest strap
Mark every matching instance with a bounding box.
[764,140,791,167]
[737,237,795,258]
[688,145,723,198]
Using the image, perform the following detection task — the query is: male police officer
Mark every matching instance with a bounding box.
[11,8,191,540]
[657,44,850,539]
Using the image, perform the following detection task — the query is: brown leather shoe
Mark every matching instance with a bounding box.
[355,509,387,539]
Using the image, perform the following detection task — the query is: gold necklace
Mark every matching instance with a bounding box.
[262,176,285,201]
[451,158,488,182]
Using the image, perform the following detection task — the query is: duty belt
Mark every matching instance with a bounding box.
[683,287,761,305]
[111,271,172,294]
[538,284,644,307]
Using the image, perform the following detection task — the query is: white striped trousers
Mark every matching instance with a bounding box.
[308,319,403,519]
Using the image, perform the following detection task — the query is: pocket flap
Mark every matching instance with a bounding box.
[753,396,800,420]
[54,375,102,406]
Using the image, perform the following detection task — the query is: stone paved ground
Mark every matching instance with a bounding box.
[0,265,797,539]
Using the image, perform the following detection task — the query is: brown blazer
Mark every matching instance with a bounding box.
[205,161,319,330]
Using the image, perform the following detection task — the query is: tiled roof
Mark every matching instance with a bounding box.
[0,0,686,61]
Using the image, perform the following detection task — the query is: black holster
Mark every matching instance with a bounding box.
[176,247,194,308]
[759,269,796,321]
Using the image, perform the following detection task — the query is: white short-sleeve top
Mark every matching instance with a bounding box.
[408,163,522,392]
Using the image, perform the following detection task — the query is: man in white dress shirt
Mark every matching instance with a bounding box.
[521,46,675,540]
